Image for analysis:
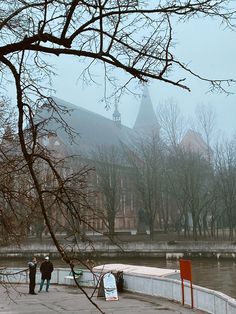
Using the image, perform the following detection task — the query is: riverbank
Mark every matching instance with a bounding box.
[1,236,236,259]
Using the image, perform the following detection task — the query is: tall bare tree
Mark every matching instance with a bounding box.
[0,124,35,245]
[157,99,185,150]
[124,133,165,240]
[214,139,236,240]
[168,147,213,240]
[195,104,216,163]
[92,145,122,239]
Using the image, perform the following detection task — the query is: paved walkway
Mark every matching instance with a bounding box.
[0,284,207,314]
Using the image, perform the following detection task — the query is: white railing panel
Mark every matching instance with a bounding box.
[214,293,227,314]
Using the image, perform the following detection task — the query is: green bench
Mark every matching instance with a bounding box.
[64,269,83,284]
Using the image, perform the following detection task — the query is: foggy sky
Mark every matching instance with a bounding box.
[52,16,236,138]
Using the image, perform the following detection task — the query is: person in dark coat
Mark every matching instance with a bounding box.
[28,256,37,295]
[38,256,54,292]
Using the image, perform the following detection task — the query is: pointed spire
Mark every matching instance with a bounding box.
[133,86,159,134]
[113,98,121,127]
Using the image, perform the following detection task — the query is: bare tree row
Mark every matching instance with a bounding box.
[93,104,236,241]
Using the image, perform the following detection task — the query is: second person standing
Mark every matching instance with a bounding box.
[38,256,54,292]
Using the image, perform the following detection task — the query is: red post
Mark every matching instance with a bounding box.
[181,278,185,305]
[190,280,194,308]
[179,259,194,308]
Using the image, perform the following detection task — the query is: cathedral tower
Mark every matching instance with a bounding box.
[133,86,159,135]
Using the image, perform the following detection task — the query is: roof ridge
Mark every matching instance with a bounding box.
[51,96,132,131]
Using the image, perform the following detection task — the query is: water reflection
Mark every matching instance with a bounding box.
[1,257,235,299]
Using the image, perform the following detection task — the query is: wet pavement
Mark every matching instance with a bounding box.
[0,284,207,314]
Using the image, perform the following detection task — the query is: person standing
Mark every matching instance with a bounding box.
[38,256,54,292]
[28,256,37,295]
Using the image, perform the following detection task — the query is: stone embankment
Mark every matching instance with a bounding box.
[1,240,236,259]
[1,267,235,313]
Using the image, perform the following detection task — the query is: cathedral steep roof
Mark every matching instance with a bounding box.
[133,87,159,134]
[37,96,134,157]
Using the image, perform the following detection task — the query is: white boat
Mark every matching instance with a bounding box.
[93,263,180,279]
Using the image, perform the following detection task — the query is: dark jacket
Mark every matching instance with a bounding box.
[40,260,54,280]
[28,261,37,278]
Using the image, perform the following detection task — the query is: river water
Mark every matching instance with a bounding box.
[1,257,235,299]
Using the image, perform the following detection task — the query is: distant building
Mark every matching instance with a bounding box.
[37,88,159,235]
[180,129,212,161]
[35,88,211,236]
[41,87,159,156]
